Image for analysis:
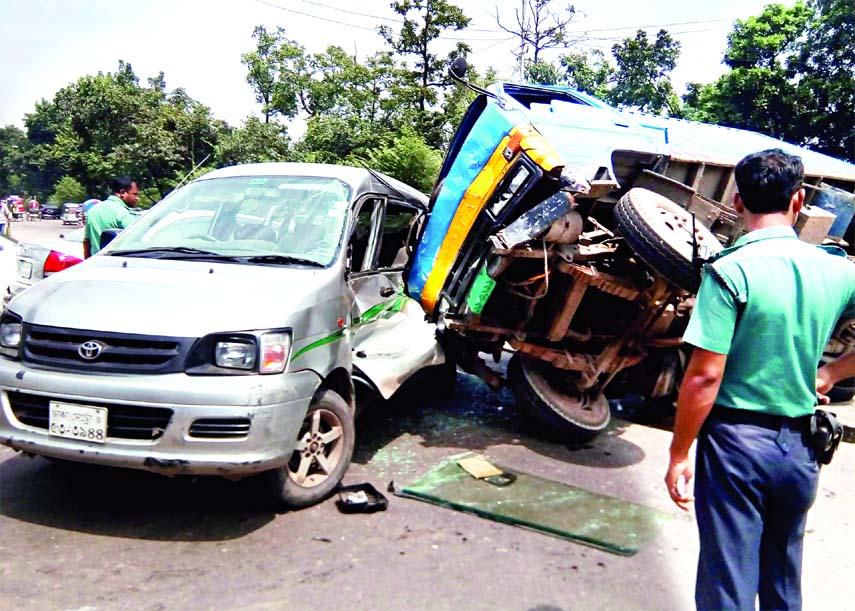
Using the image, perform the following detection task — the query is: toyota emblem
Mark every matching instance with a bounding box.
[78,340,105,361]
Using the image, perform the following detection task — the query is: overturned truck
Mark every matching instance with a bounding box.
[406,64,855,441]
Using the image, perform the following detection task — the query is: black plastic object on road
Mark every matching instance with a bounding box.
[336,482,388,513]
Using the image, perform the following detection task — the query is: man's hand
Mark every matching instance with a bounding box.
[816,366,834,405]
[665,453,694,511]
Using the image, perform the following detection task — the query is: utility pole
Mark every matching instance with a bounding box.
[518,0,526,81]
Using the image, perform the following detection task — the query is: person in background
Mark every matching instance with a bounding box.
[664,149,855,610]
[84,176,139,258]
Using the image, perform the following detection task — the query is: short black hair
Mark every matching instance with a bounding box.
[734,149,804,214]
[110,176,135,194]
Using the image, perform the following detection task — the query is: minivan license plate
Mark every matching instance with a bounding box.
[48,401,108,443]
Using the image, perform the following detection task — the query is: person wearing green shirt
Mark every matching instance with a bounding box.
[84,176,140,257]
[664,149,855,610]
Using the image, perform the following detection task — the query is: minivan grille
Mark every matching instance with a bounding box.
[189,418,251,439]
[21,324,196,374]
[8,392,172,440]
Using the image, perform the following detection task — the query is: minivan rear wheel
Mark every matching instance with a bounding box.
[267,389,355,509]
[507,353,610,442]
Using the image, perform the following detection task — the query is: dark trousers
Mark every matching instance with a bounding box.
[694,410,820,610]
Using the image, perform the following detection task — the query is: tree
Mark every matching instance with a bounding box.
[363,129,442,192]
[607,29,681,115]
[496,0,578,73]
[379,0,471,147]
[215,117,292,166]
[0,126,29,196]
[559,50,613,98]
[24,61,224,201]
[49,176,87,205]
[679,1,855,158]
[681,4,810,137]
[792,0,855,161]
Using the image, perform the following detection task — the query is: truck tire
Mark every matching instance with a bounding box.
[615,188,722,293]
[507,353,610,442]
[827,377,855,403]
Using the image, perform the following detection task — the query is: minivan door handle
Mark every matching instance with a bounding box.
[379,287,395,298]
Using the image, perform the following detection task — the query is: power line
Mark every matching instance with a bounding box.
[253,0,512,41]
[295,0,503,33]
[566,18,732,34]
[253,0,378,31]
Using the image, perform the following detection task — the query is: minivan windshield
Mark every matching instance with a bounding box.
[104,175,353,267]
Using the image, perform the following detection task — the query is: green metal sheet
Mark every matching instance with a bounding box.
[400,453,673,556]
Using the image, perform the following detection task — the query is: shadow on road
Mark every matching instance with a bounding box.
[353,370,648,470]
[0,453,276,541]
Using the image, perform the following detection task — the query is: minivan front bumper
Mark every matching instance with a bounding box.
[0,358,320,477]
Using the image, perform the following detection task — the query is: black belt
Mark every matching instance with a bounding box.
[709,405,812,433]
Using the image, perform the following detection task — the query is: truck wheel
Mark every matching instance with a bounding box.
[615,188,722,293]
[507,353,610,442]
[267,389,355,509]
[827,377,855,403]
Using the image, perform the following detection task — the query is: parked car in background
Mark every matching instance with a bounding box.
[26,200,41,221]
[60,203,82,226]
[7,227,85,304]
[8,196,25,222]
[80,198,100,226]
[39,202,60,219]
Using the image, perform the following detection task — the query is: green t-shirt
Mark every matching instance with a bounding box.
[85,195,136,255]
[683,225,855,417]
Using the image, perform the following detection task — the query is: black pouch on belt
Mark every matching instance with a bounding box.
[810,409,843,465]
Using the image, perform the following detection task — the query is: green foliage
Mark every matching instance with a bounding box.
[379,0,471,147]
[559,50,613,98]
[24,61,223,201]
[362,129,441,192]
[215,117,292,166]
[682,0,852,162]
[0,125,30,195]
[50,175,87,204]
[792,0,855,160]
[607,30,681,114]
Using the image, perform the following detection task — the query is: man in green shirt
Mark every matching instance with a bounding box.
[84,176,140,257]
[664,149,855,610]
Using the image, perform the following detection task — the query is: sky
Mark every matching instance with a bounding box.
[0,0,773,130]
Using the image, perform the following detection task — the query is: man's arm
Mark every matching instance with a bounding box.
[83,237,91,259]
[665,347,727,511]
[817,350,855,401]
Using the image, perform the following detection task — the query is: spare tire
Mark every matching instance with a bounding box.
[507,353,610,442]
[615,188,723,293]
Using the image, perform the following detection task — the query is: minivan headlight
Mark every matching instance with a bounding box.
[185,330,291,375]
[215,340,256,370]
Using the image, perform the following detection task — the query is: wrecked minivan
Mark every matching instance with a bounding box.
[408,62,855,441]
[0,163,445,507]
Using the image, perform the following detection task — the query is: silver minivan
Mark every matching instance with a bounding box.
[0,163,446,507]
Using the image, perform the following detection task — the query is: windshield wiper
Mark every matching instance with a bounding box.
[108,247,239,261]
[242,254,325,267]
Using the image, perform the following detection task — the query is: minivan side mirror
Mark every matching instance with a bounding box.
[100,228,121,249]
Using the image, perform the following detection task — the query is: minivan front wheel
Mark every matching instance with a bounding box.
[267,389,355,509]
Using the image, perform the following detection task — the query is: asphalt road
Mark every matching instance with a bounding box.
[1,220,854,611]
